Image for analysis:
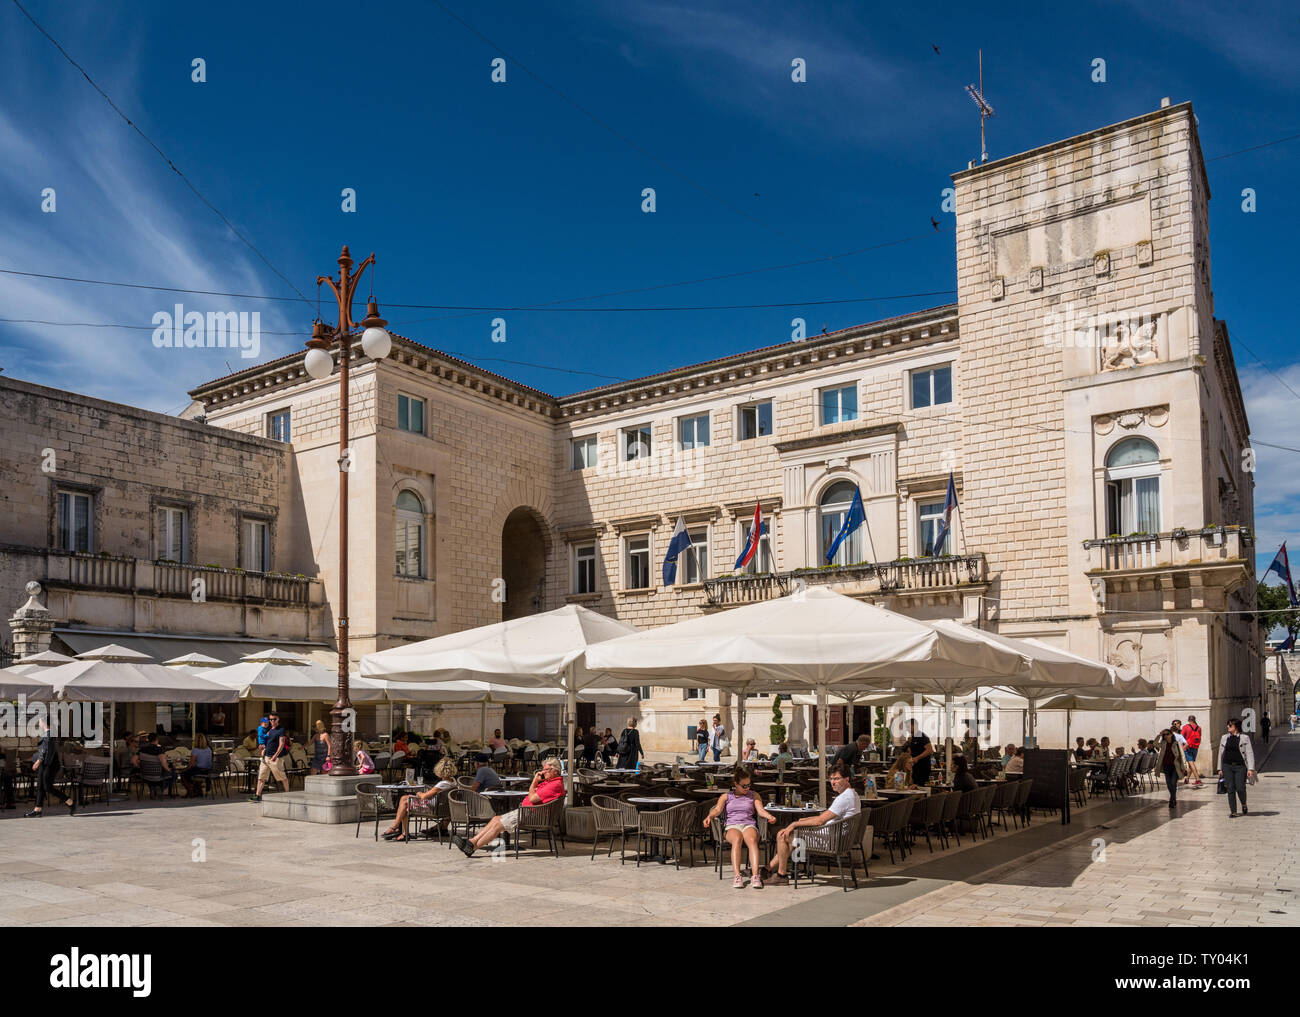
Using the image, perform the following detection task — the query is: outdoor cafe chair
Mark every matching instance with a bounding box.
[708,813,771,879]
[355,781,397,841]
[871,797,916,864]
[134,754,175,800]
[591,795,639,863]
[1136,751,1156,791]
[637,800,698,869]
[514,796,565,859]
[974,784,998,837]
[911,790,949,852]
[1010,778,1033,827]
[938,786,962,847]
[989,780,1019,830]
[76,755,111,808]
[456,776,476,790]
[448,789,495,846]
[1068,766,1088,809]
[793,809,870,891]
[952,788,984,842]
[196,754,231,799]
[410,789,451,844]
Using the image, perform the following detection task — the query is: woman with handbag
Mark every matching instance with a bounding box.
[1155,728,1187,809]
[1216,717,1256,818]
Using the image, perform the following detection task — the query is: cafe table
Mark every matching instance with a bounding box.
[480,788,529,814]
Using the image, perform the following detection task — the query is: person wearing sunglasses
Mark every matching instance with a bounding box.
[454,757,566,857]
[703,765,776,888]
[1216,718,1256,818]
[767,762,860,886]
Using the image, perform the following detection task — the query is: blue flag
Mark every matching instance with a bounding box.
[824,485,866,564]
[662,515,693,587]
[931,472,959,556]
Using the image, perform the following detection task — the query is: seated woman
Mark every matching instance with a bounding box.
[1000,743,1017,769]
[383,758,458,842]
[179,733,213,797]
[952,754,978,792]
[309,720,332,774]
[703,765,776,889]
[884,751,916,789]
[1005,747,1026,774]
[741,738,761,762]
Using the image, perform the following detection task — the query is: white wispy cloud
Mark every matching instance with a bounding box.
[1240,361,1300,561]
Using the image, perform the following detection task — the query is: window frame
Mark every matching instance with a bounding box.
[683,527,710,585]
[56,488,94,554]
[241,518,271,573]
[909,363,954,410]
[394,490,426,578]
[571,434,599,471]
[573,542,597,594]
[266,408,291,443]
[819,481,865,566]
[1104,438,1162,535]
[622,423,653,462]
[736,516,775,575]
[157,505,189,563]
[737,400,774,441]
[678,412,711,451]
[623,532,652,590]
[916,498,949,557]
[397,392,427,436]
[819,384,858,426]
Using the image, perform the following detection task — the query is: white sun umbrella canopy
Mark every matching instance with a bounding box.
[5,650,76,676]
[205,648,387,703]
[0,667,58,701]
[162,652,226,668]
[361,605,641,802]
[585,588,1028,796]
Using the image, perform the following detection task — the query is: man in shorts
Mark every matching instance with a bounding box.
[453,757,565,856]
[766,763,861,885]
[1180,715,1204,787]
[249,711,290,801]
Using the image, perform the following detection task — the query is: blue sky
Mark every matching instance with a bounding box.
[1,0,1297,576]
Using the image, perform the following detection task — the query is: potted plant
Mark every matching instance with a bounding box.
[769,698,786,747]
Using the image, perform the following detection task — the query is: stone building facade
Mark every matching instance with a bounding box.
[3,102,1262,753]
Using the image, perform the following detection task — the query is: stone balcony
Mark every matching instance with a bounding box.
[3,546,327,644]
[1083,526,1254,609]
[702,553,990,612]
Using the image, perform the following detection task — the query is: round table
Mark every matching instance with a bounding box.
[481,789,528,814]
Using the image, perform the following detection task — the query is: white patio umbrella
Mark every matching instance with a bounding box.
[204,649,388,703]
[4,650,75,676]
[43,644,238,805]
[162,652,226,668]
[0,667,58,701]
[584,588,1027,799]
[361,605,640,802]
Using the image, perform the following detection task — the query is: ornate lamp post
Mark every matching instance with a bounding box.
[303,245,392,776]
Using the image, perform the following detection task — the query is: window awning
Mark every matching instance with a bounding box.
[53,629,335,669]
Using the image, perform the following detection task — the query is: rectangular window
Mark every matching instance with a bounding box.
[625,535,650,589]
[397,393,426,435]
[685,689,706,700]
[911,365,953,409]
[820,384,858,425]
[56,490,93,553]
[395,517,423,577]
[739,401,773,440]
[242,519,270,572]
[918,500,948,556]
[678,413,710,449]
[684,529,709,584]
[157,507,188,562]
[623,424,652,461]
[571,435,598,470]
[574,543,596,594]
[740,521,773,574]
[267,409,291,443]
[634,686,652,701]
[1106,477,1161,534]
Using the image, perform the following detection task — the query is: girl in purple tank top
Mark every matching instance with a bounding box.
[704,766,776,889]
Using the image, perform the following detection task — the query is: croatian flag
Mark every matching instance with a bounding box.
[1277,633,1296,652]
[930,472,959,556]
[824,485,866,564]
[1266,543,1298,607]
[662,515,693,587]
[733,502,768,570]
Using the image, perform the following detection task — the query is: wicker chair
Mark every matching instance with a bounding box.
[911,791,949,852]
[514,797,566,858]
[989,780,1019,830]
[792,809,870,891]
[938,787,962,847]
[355,782,397,840]
[135,754,176,800]
[76,755,111,808]
[636,801,699,869]
[448,789,496,846]
[871,797,916,864]
[1010,778,1033,827]
[591,795,639,863]
[200,753,232,798]
[1134,751,1155,791]
[952,788,984,841]
[974,784,998,837]
[408,789,452,843]
[563,805,598,842]
[709,814,771,879]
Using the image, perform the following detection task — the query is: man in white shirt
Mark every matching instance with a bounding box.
[1170,719,1188,747]
[766,763,860,885]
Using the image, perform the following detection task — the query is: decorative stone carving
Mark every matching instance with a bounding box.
[1136,240,1153,266]
[1093,405,1169,435]
[990,277,1004,301]
[1094,251,1111,276]
[1028,267,1043,291]
[1101,318,1160,371]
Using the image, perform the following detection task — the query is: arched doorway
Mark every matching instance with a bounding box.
[501,507,547,621]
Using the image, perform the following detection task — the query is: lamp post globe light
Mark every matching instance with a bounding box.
[302,244,391,776]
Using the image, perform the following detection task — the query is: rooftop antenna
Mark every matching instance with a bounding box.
[965,49,996,163]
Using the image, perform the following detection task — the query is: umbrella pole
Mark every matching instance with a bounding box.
[108,702,115,808]
[943,693,953,780]
[565,665,577,805]
[480,700,487,744]
[737,695,745,763]
[817,686,828,805]
[1027,697,1037,748]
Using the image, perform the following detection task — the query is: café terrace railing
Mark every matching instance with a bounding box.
[702,553,989,608]
[50,552,317,607]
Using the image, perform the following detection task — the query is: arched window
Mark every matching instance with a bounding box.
[1105,437,1161,535]
[395,490,425,577]
[819,481,864,566]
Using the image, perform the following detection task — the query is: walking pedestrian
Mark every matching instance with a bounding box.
[710,713,727,762]
[695,718,709,761]
[1216,718,1256,818]
[1180,715,1204,788]
[1261,712,1271,744]
[615,717,643,771]
[25,718,75,817]
[1155,728,1187,809]
[249,711,290,801]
